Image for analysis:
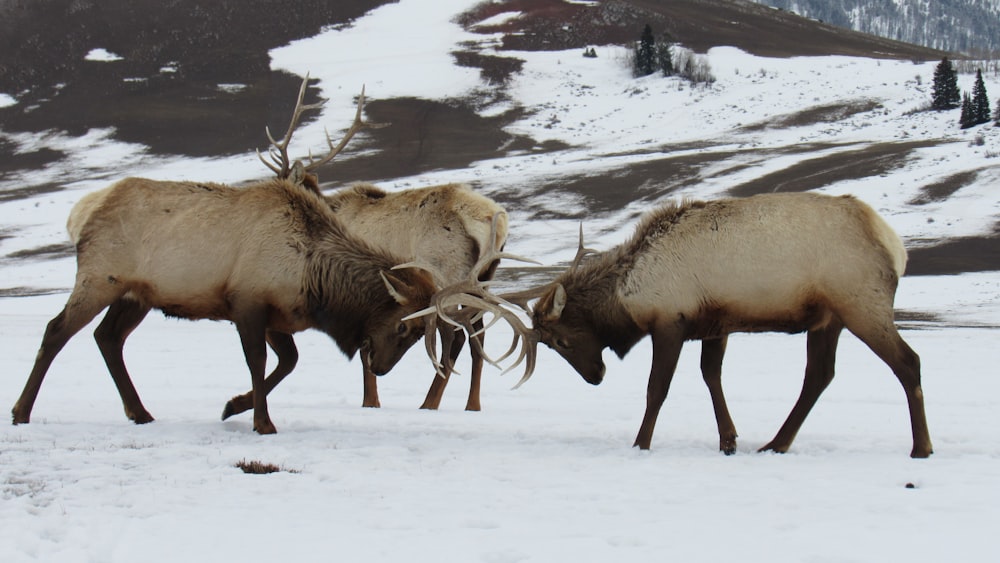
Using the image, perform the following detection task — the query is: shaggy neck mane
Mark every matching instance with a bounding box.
[304,232,400,358]
[560,200,706,356]
[275,181,400,358]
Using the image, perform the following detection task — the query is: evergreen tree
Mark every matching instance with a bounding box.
[931,57,961,110]
[960,92,974,128]
[972,69,991,125]
[656,40,674,76]
[635,24,656,76]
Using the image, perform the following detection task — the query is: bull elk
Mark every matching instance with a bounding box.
[504,192,932,458]
[10,87,445,435]
[221,76,509,417]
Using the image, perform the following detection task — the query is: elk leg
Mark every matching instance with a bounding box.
[94,298,153,423]
[420,324,465,410]
[701,336,737,454]
[12,286,119,424]
[235,312,275,434]
[845,316,932,458]
[361,349,381,408]
[760,320,843,454]
[222,331,298,420]
[464,317,485,412]
[633,326,685,450]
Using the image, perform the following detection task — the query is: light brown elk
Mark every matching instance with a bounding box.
[328,182,508,410]
[221,76,508,418]
[10,99,444,434]
[506,192,932,458]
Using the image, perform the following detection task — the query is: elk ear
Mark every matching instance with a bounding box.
[537,284,566,322]
[380,271,412,306]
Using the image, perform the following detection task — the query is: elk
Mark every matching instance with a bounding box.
[220,76,509,417]
[10,96,445,435]
[505,192,932,458]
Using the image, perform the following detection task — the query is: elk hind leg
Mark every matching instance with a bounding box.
[94,298,153,423]
[13,284,121,424]
[844,313,932,458]
[760,320,843,454]
[222,331,298,420]
[701,336,738,454]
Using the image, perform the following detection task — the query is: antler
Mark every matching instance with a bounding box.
[399,212,541,386]
[499,222,597,311]
[257,73,386,179]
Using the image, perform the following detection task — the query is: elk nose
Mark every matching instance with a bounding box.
[584,362,606,385]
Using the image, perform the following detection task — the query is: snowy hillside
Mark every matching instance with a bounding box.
[752,0,1000,55]
[1,1,998,562]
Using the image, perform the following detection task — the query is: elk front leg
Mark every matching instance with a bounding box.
[701,336,737,454]
[235,313,275,435]
[420,324,464,410]
[464,317,485,412]
[222,331,298,420]
[633,325,685,450]
[94,298,153,424]
[361,351,380,408]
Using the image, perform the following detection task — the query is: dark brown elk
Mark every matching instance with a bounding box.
[506,192,932,458]
[10,145,443,435]
[220,77,508,417]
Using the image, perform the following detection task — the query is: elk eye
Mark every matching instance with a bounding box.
[396,322,407,335]
[556,338,571,350]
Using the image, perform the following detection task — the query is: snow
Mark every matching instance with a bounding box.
[0,93,15,109]
[1,0,998,561]
[83,48,124,62]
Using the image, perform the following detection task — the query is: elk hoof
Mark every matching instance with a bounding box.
[254,421,277,435]
[720,434,738,455]
[222,394,253,420]
[129,411,155,424]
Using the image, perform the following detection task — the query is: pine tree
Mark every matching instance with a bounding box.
[960,93,974,128]
[931,57,961,110]
[972,69,991,125]
[635,24,656,77]
[656,40,674,76]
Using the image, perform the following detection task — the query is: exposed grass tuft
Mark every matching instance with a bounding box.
[234,459,298,475]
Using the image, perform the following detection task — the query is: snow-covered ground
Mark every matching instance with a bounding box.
[1,1,998,561]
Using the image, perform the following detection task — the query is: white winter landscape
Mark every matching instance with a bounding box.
[1,1,998,562]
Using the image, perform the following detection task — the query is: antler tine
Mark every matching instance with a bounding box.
[570,222,598,272]
[304,84,389,172]
[257,73,326,178]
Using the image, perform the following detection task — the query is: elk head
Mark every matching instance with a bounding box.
[361,268,439,375]
[499,225,603,383]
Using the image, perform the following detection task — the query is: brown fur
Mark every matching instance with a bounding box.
[12,176,438,434]
[533,192,932,458]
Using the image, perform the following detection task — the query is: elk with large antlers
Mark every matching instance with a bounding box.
[221,76,516,415]
[507,192,932,458]
[10,168,441,434]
